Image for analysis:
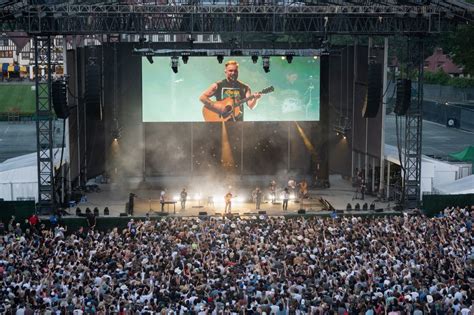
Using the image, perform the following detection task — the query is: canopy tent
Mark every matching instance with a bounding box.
[434,174,474,195]
[0,149,67,201]
[449,146,474,163]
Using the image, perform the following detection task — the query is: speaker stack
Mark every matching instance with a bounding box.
[85,61,101,118]
[52,80,69,119]
[362,63,383,118]
[394,79,411,115]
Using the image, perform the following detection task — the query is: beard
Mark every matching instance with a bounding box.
[228,74,237,81]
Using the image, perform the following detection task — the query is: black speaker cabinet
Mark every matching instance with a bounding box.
[394,79,411,116]
[362,63,382,118]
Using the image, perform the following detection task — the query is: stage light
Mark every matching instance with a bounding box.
[111,128,121,141]
[284,52,295,64]
[171,56,179,73]
[146,56,153,64]
[251,55,258,64]
[313,56,319,59]
[217,55,224,64]
[262,56,270,73]
[182,55,189,64]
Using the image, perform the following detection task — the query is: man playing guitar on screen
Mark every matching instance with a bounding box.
[200,60,263,122]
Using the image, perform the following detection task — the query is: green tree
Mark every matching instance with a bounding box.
[441,24,474,74]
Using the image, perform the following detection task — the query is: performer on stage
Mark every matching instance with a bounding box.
[360,179,366,200]
[282,188,290,211]
[180,188,187,210]
[298,179,308,199]
[224,191,233,214]
[254,187,263,210]
[128,193,136,216]
[160,190,166,212]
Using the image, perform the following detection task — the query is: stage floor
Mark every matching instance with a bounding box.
[68,175,394,217]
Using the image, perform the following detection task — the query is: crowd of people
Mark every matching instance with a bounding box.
[0,206,472,314]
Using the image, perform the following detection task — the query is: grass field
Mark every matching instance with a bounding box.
[0,84,36,114]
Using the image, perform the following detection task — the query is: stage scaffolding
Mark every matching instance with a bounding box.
[1,1,472,212]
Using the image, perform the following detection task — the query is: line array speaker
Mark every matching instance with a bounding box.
[362,63,382,118]
[85,62,101,118]
[52,80,69,119]
[394,79,411,115]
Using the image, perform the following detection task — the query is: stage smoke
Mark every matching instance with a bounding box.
[221,122,235,171]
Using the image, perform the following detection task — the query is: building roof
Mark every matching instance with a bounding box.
[424,48,463,74]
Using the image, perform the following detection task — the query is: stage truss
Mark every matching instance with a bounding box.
[1,0,472,211]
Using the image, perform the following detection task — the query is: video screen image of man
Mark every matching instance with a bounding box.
[200,60,262,122]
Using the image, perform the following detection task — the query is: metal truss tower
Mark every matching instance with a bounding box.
[34,36,55,214]
[403,39,424,209]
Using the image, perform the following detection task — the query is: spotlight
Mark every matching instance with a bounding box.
[251,55,258,64]
[182,55,189,64]
[286,54,293,64]
[111,128,121,141]
[262,56,270,73]
[217,55,224,64]
[171,56,179,73]
[146,55,153,64]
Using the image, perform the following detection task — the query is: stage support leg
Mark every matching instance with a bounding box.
[34,36,55,214]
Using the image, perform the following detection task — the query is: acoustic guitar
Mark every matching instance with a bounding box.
[202,86,274,122]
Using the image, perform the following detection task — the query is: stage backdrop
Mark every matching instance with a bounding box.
[142,57,320,122]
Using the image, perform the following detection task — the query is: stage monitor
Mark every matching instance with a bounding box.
[142,56,320,122]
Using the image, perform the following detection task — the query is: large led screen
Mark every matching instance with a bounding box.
[142,57,320,122]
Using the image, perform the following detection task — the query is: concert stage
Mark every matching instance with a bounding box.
[68,175,394,218]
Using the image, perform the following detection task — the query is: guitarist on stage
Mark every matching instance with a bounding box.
[224,191,233,214]
[199,60,261,121]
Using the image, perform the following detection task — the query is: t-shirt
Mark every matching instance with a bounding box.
[215,79,250,121]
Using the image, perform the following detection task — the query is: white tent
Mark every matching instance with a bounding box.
[434,174,474,195]
[384,144,472,196]
[0,149,68,201]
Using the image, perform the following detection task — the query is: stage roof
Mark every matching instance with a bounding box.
[1,0,473,36]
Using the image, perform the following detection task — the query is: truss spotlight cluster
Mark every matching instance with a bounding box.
[333,126,349,140]
[217,55,224,64]
[262,56,270,73]
[182,55,189,64]
[171,56,179,73]
[251,55,258,64]
[112,128,122,141]
[285,52,294,64]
